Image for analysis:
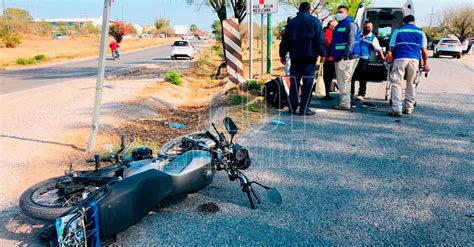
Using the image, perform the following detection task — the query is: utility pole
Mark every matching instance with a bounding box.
[260,14,264,77]
[87,0,112,152]
[2,0,10,32]
[428,7,434,33]
[248,0,253,80]
[267,13,272,74]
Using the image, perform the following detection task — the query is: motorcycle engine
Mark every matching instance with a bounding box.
[181,134,215,151]
[231,144,251,170]
[132,147,153,161]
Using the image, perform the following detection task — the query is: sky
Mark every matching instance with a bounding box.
[2,0,472,32]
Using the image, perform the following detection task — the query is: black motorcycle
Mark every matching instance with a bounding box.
[19,117,282,246]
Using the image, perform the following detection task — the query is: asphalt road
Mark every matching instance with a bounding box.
[116,55,473,245]
[0,40,206,95]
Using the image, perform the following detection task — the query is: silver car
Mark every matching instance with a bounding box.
[434,38,463,59]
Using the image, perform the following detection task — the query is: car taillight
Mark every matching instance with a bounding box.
[438,43,445,46]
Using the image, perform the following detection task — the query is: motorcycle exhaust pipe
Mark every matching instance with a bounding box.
[39,223,57,245]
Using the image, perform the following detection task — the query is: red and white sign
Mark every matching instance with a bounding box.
[252,0,278,14]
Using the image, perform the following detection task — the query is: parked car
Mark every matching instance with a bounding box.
[139,33,152,38]
[171,40,195,60]
[181,35,195,40]
[198,35,210,40]
[53,34,67,40]
[433,38,462,59]
[354,0,415,80]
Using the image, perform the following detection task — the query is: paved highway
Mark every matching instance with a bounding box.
[0,40,207,95]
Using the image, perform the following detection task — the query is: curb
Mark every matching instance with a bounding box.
[105,65,149,80]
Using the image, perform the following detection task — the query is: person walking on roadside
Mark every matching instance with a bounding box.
[322,20,338,101]
[388,15,430,117]
[351,21,385,101]
[331,5,361,111]
[109,40,120,60]
[279,2,326,116]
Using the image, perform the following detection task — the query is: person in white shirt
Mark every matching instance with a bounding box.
[351,21,385,101]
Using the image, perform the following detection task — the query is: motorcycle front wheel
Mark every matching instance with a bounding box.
[19,176,99,221]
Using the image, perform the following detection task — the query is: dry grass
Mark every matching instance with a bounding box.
[0,34,174,68]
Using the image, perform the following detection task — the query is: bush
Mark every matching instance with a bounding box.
[247,80,263,92]
[16,57,36,65]
[1,30,22,48]
[34,54,46,61]
[164,70,183,86]
[228,94,249,105]
[211,44,224,58]
[109,22,130,43]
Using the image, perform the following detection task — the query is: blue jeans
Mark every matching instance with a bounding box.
[289,63,316,114]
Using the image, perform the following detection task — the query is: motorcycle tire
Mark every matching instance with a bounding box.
[19,176,72,221]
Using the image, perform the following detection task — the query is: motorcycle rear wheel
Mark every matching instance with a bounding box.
[20,176,99,221]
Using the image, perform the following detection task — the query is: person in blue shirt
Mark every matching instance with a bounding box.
[330,5,361,111]
[279,2,327,116]
[351,21,385,101]
[388,15,431,117]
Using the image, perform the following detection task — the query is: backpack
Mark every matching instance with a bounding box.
[261,77,289,109]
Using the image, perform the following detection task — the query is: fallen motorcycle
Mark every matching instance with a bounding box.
[19,117,282,246]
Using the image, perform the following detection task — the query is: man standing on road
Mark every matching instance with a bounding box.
[351,21,385,101]
[279,2,326,116]
[323,20,338,100]
[388,15,430,117]
[331,5,361,111]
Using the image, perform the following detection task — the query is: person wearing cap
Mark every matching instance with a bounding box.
[388,15,430,117]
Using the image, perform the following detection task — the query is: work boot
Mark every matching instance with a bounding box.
[387,110,402,117]
[403,108,413,115]
[300,109,316,116]
[333,104,351,111]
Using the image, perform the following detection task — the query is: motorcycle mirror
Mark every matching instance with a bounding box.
[223,117,238,137]
[267,188,282,206]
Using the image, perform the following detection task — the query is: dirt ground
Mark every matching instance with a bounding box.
[0,34,174,68]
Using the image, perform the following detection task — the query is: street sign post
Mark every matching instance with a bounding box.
[252,0,278,76]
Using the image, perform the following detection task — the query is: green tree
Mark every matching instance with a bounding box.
[439,5,473,42]
[56,22,70,35]
[422,26,443,43]
[2,8,33,32]
[82,22,101,35]
[211,20,222,41]
[190,24,198,33]
[154,17,170,36]
[280,0,371,20]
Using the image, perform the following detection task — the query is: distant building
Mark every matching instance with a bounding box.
[34,17,104,28]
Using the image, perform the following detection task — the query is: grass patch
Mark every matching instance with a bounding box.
[211,44,224,58]
[228,94,249,105]
[242,97,266,112]
[34,54,46,61]
[134,136,161,154]
[16,57,36,65]
[164,70,183,86]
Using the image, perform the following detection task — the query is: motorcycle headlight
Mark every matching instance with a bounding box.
[232,144,251,170]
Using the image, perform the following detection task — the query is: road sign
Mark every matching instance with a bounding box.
[223,18,245,84]
[252,0,278,14]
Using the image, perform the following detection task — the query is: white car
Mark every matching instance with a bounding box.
[433,38,463,59]
[171,40,195,60]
